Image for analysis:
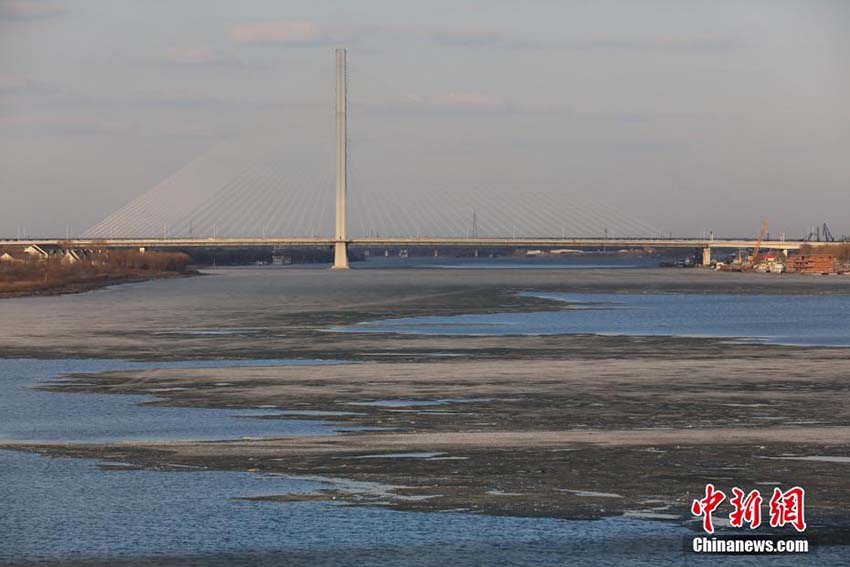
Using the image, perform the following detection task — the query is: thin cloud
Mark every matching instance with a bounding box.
[436,92,513,112]
[142,93,240,109]
[231,20,328,45]
[0,0,64,20]
[0,74,26,89]
[431,27,542,49]
[0,75,65,101]
[566,34,745,53]
[374,91,517,115]
[426,26,741,53]
[134,91,283,113]
[160,47,242,67]
[163,47,217,65]
[0,110,227,138]
[0,112,137,135]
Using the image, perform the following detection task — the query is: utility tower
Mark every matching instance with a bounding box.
[333,48,350,269]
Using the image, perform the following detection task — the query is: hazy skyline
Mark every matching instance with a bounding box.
[2,0,849,239]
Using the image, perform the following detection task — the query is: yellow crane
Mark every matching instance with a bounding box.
[747,218,769,270]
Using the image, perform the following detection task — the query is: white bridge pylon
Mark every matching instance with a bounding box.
[333,48,349,269]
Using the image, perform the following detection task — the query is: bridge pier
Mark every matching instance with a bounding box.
[333,241,349,270]
[701,247,711,267]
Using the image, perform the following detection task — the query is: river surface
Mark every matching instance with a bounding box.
[0,447,771,567]
[3,358,840,565]
[359,254,658,269]
[340,292,850,347]
[0,359,348,443]
[2,268,848,565]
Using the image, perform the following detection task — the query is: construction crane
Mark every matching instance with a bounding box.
[747,218,769,270]
[804,223,836,242]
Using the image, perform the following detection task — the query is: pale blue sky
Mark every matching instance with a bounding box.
[1,0,848,238]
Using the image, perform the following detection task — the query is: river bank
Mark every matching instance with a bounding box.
[0,271,198,299]
[0,250,197,299]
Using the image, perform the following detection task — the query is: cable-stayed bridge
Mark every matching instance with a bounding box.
[1,50,831,268]
[79,139,664,245]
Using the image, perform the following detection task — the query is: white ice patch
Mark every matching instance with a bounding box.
[353,452,445,459]
[761,455,850,464]
[559,489,624,498]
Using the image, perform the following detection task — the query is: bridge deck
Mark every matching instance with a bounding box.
[0,237,825,250]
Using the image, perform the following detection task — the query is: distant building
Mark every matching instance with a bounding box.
[61,249,93,265]
[0,251,25,264]
[16,244,97,265]
[786,253,837,275]
[24,244,65,261]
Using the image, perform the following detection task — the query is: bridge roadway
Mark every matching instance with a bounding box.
[0,237,818,251]
[3,236,837,268]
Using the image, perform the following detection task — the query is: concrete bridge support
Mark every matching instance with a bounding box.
[333,241,349,269]
[702,247,711,267]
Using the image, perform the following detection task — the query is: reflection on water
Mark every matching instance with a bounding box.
[0,359,344,443]
[339,292,850,347]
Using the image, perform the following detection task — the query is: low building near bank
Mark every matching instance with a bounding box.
[24,244,65,261]
[5,245,101,266]
[61,248,94,265]
[786,253,838,275]
[0,251,26,264]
